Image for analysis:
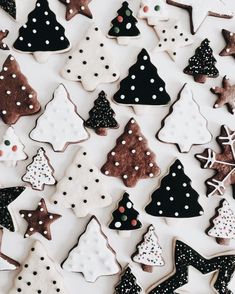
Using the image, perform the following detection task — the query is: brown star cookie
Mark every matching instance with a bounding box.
[0,30,9,50]
[211,76,235,115]
[59,0,93,21]
[220,29,235,59]
[20,198,61,240]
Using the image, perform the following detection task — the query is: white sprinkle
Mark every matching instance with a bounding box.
[29,228,34,232]
[28,43,32,47]
[21,86,26,90]
[166,186,170,191]
[139,137,143,141]
[140,65,145,70]
[39,221,43,225]
[123,175,128,179]
[46,21,50,25]
[43,231,47,235]
[149,173,154,177]
[2,110,6,114]
[143,55,148,60]
[29,105,34,109]
[115,162,119,166]
[135,97,139,102]
[131,75,135,79]
[128,130,132,134]
[60,36,65,40]
[12,74,16,78]
[157,202,161,206]
[16,102,21,106]
[29,94,33,98]
[6,90,11,95]
[69,9,73,14]
[134,166,139,170]
[120,94,125,99]
[105,171,109,175]
[122,140,126,145]
[150,78,155,83]
[28,213,32,217]
[170,197,174,201]
[0,76,3,80]
[32,18,36,22]
[159,210,163,214]
[44,11,48,15]
[185,205,189,209]
[131,149,136,154]
[3,67,7,71]
[55,26,59,30]
[175,212,179,216]
[45,40,50,44]
[111,152,115,156]
[131,85,135,90]
[159,87,164,92]
[19,36,23,41]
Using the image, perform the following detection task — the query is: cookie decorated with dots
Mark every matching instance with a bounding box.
[59,0,93,21]
[138,0,169,25]
[220,29,235,59]
[0,30,9,50]
[115,266,142,294]
[0,0,16,20]
[13,0,71,63]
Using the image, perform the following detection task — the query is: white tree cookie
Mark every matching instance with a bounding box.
[207,199,235,246]
[0,127,27,167]
[153,20,194,61]
[8,241,68,294]
[138,0,169,25]
[158,84,212,153]
[62,216,121,282]
[51,147,112,217]
[61,24,120,91]
[30,84,89,152]
[22,147,56,191]
[133,225,164,272]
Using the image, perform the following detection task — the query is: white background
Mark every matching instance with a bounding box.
[0,0,235,293]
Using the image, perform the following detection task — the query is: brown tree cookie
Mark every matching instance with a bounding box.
[0,29,9,50]
[211,76,235,115]
[101,118,160,187]
[220,29,235,59]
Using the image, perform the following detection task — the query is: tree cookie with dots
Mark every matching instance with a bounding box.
[132,225,164,272]
[0,0,16,20]
[30,84,89,152]
[20,198,61,240]
[220,29,235,59]
[101,118,160,187]
[115,266,142,294]
[157,84,212,153]
[113,49,170,114]
[0,127,27,167]
[109,192,142,238]
[145,159,204,223]
[108,1,140,45]
[51,147,112,218]
[61,24,119,91]
[59,0,93,21]
[8,241,68,294]
[22,148,56,191]
[62,216,121,282]
[13,0,71,63]
[207,199,235,246]
[138,0,169,25]
[0,30,9,50]
[147,238,235,294]
[153,20,194,61]
[0,55,40,125]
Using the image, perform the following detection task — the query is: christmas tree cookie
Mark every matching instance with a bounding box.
[184,39,219,83]
[61,24,119,91]
[109,192,142,238]
[62,216,121,282]
[0,127,27,167]
[0,29,9,50]
[101,118,160,187]
[8,241,68,294]
[108,1,140,45]
[85,90,119,136]
[51,147,112,218]
[0,0,16,20]
[158,84,212,153]
[138,0,169,25]
[59,0,93,20]
[13,0,71,63]
[145,159,204,223]
[30,84,89,152]
[113,49,170,114]
[0,55,40,125]
[115,266,142,294]
[132,225,164,272]
[207,199,235,246]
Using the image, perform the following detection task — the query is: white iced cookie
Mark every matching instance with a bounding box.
[0,127,27,167]
[30,84,89,152]
[153,19,194,61]
[51,147,112,217]
[61,24,120,91]
[158,84,212,153]
[8,241,68,294]
[62,216,121,282]
[138,0,169,25]
[22,147,56,191]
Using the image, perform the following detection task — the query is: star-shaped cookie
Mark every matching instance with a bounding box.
[59,0,93,21]
[211,76,235,115]
[0,30,9,50]
[166,0,233,34]
[20,198,61,240]
[220,29,235,59]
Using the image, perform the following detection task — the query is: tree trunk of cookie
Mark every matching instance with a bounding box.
[216,237,230,246]
[194,74,206,84]
[142,264,153,273]
[133,105,146,115]
[117,37,130,46]
[96,128,107,136]
[165,218,181,226]
[118,231,131,238]
[33,52,51,63]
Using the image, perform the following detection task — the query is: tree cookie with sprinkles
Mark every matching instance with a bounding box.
[8,241,68,294]
[115,266,142,294]
[0,0,16,20]
[0,55,40,125]
[59,0,93,21]
[101,118,160,188]
[0,30,9,50]
[13,0,71,63]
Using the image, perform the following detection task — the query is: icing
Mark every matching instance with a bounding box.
[158,84,212,153]
[138,0,169,25]
[220,29,235,59]
[0,127,27,167]
[22,147,56,191]
[154,20,194,61]
[59,0,93,20]
[30,84,89,152]
[0,30,9,50]
[115,266,142,294]
[145,159,204,218]
[62,216,121,282]
[61,24,119,91]
[8,241,68,294]
[51,147,112,218]
[0,0,16,19]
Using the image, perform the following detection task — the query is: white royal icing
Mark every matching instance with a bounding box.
[30,84,89,152]
[138,0,169,25]
[62,217,120,282]
[0,256,17,271]
[158,84,212,153]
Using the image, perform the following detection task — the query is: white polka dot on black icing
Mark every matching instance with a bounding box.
[115,266,142,294]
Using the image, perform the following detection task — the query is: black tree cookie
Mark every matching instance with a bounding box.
[0,0,16,19]
[85,90,119,136]
[59,0,93,20]
[115,266,142,294]
[13,0,71,63]
[113,49,170,114]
